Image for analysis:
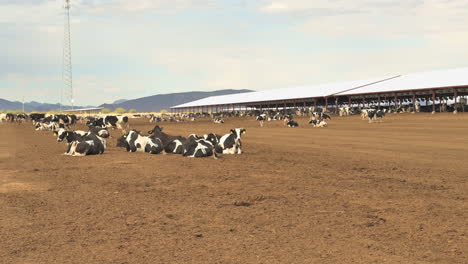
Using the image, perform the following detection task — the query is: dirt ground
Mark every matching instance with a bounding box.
[1,114,467,264]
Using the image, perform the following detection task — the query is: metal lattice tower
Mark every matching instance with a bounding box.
[62,0,73,110]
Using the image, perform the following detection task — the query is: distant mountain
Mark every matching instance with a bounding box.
[0,98,91,112]
[99,89,254,112]
[112,99,128,104]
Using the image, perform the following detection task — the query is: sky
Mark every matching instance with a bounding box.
[1,0,468,106]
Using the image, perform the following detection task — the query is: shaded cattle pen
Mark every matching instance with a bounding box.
[171,68,468,114]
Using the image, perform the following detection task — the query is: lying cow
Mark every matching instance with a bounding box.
[203,133,221,146]
[311,112,331,121]
[183,138,218,159]
[87,115,129,132]
[309,120,328,127]
[213,118,225,124]
[147,125,186,154]
[286,120,299,127]
[88,126,110,138]
[64,132,106,157]
[54,128,88,142]
[117,130,164,154]
[215,128,246,154]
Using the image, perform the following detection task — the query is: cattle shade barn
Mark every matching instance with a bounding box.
[170,67,468,112]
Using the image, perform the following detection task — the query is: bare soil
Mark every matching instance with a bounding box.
[1,114,467,264]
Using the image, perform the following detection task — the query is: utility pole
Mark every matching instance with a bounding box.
[62,0,74,111]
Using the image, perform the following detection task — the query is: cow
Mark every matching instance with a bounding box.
[30,113,45,124]
[5,113,15,122]
[309,120,328,127]
[149,115,162,123]
[64,132,106,157]
[188,134,203,141]
[34,122,49,131]
[0,113,7,123]
[215,128,246,154]
[368,109,385,123]
[15,114,27,123]
[361,109,369,120]
[54,128,88,142]
[34,122,66,131]
[87,115,129,132]
[147,125,187,154]
[117,130,164,154]
[203,133,221,146]
[256,114,266,127]
[183,138,218,159]
[339,106,351,116]
[88,126,110,138]
[311,112,331,121]
[46,114,77,126]
[213,118,225,124]
[286,120,299,127]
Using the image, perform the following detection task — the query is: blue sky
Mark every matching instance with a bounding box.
[1,0,468,105]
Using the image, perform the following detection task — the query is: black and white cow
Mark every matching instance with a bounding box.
[203,133,221,146]
[64,132,106,157]
[188,134,203,141]
[30,113,45,124]
[87,115,129,132]
[15,114,27,123]
[47,114,77,126]
[88,126,110,138]
[117,130,164,154]
[311,112,331,121]
[309,120,328,127]
[215,128,246,154]
[35,122,66,131]
[183,138,218,159]
[286,120,299,127]
[147,125,187,154]
[213,118,225,124]
[367,109,385,123]
[54,128,88,142]
[256,114,266,127]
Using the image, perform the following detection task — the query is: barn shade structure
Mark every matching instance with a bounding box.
[170,67,468,113]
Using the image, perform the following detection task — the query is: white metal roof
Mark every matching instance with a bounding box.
[171,76,397,108]
[334,67,468,96]
[171,67,468,108]
[63,107,104,112]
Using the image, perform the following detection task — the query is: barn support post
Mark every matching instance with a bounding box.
[394,94,398,109]
[454,88,458,112]
[432,90,436,113]
[412,92,416,113]
[335,97,339,114]
[348,96,352,107]
[325,97,328,112]
[378,95,381,108]
[314,100,317,110]
[275,104,278,112]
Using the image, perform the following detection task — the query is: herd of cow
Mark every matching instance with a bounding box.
[253,106,388,127]
[1,113,246,158]
[0,105,391,157]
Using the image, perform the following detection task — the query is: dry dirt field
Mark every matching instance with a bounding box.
[1,114,467,264]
